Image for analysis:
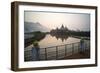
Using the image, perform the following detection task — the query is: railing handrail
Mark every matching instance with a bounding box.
[24,42,80,51]
[40,42,80,49]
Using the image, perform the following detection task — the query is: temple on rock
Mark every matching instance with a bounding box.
[50,24,69,34]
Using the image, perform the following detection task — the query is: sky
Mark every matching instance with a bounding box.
[24,11,90,31]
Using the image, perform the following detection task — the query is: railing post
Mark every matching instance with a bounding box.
[85,42,87,50]
[45,48,47,60]
[72,43,74,55]
[83,42,85,52]
[65,45,67,56]
[56,46,58,59]
[78,42,80,53]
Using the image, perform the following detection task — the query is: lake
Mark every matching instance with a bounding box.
[25,34,80,49]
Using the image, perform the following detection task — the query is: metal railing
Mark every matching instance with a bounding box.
[24,41,90,61]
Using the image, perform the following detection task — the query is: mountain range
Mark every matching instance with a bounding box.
[24,22,50,33]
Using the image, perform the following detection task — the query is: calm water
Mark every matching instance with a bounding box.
[25,34,80,50]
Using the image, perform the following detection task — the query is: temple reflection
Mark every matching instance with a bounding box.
[50,33,69,42]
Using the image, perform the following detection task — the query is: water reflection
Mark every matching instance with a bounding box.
[50,33,69,42]
[38,34,80,48]
[25,32,46,47]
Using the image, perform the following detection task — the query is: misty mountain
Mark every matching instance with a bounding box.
[24,22,50,33]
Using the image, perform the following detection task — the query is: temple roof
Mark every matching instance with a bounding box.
[60,24,68,31]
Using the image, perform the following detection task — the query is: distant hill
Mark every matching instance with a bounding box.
[24,22,50,33]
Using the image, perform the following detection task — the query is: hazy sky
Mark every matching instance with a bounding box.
[24,11,90,31]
